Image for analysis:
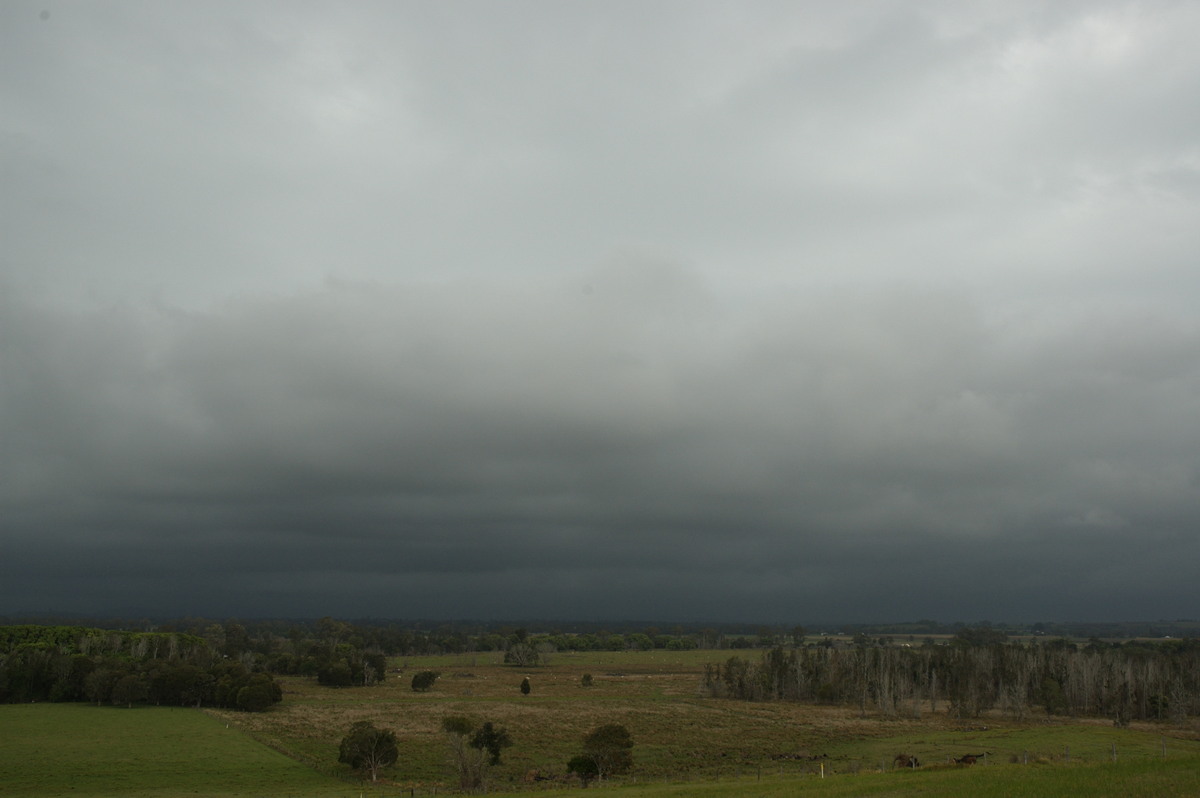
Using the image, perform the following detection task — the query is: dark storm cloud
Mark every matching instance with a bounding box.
[4,268,1200,620]
[3,2,1200,621]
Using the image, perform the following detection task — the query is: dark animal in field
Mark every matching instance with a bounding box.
[771,752,828,761]
[954,753,988,765]
[894,753,920,769]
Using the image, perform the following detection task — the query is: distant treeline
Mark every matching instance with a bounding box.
[183,618,701,678]
[3,617,709,661]
[835,618,1200,640]
[6,614,1198,644]
[0,625,281,710]
[702,631,1200,725]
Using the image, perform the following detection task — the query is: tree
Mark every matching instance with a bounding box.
[440,716,514,791]
[442,716,486,791]
[471,721,512,765]
[110,671,149,708]
[317,659,354,687]
[582,723,633,780]
[84,666,121,705]
[338,721,398,782]
[627,633,654,651]
[504,642,542,667]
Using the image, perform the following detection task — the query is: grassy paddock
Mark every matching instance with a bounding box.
[0,703,351,798]
[209,649,1200,792]
[5,649,1200,796]
[481,757,1200,798]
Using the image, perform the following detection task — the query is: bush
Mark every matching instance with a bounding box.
[235,674,281,712]
[567,754,599,786]
[411,670,439,691]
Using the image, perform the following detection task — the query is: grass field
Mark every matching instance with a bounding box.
[4,650,1200,796]
[484,757,1200,797]
[0,703,349,797]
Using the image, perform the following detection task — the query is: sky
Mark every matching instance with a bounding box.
[3,1,1200,624]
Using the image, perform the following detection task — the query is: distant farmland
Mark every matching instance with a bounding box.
[3,640,1200,796]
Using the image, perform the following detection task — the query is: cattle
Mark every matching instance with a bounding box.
[954,752,988,765]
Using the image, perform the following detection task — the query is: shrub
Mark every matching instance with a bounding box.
[411,670,439,692]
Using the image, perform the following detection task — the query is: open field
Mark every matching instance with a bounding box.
[0,703,348,797]
[484,758,1200,798]
[207,650,1200,792]
[4,650,1200,797]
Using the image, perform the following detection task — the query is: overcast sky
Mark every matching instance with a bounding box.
[3,1,1200,624]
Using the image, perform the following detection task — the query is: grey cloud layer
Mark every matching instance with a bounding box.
[3,2,1199,620]
[4,270,1198,619]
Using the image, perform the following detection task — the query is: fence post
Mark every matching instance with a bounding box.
[1111,742,1117,763]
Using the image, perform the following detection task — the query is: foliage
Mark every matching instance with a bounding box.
[504,642,543,667]
[0,626,280,711]
[582,723,634,779]
[235,673,283,712]
[337,720,398,782]
[703,639,1200,723]
[471,721,513,765]
[442,716,482,791]
[567,753,599,786]
[0,625,208,660]
[440,715,513,791]
[442,715,475,736]
[411,670,440,691]
[314,645,387,687]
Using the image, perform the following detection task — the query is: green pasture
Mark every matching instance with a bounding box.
[0,703,350,798]
[481,757,1200,798]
